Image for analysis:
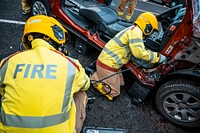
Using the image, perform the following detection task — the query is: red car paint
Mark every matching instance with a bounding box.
[39,0,194,87]
[29,0,200,127]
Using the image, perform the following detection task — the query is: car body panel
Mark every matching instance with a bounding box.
[30,0,199,86]
[28,0,200,127]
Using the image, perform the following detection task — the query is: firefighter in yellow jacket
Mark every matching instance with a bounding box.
[0,15,90,133]
[90,12,166,100]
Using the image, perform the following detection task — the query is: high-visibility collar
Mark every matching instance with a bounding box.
[31,39,55,50]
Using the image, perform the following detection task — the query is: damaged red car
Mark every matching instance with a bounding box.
[26,0,200,128]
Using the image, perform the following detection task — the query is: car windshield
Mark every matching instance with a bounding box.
[192,0,200,37]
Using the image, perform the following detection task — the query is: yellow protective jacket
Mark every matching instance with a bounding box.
[0,39,90,133]
[98,25,160,69]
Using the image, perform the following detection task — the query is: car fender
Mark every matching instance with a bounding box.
[159,69,200,86]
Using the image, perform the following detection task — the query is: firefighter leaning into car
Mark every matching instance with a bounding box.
[0,15,90,133]
[21,0,31,14]
[90,12,166,101]
[117,0,137,21]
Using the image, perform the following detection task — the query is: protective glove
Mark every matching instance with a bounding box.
[159,54,167,64]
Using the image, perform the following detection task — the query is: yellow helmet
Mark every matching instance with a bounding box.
[22,15,67,49]
[135,12,158,36]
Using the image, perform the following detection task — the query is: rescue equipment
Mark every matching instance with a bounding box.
[87,58,163,102]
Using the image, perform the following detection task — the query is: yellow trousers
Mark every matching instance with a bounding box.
[118,0,137,20]
[74,91,88,133]
[90,65,124,100]
[22,0,30,13]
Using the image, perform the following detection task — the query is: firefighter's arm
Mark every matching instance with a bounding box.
[129,42,160,63]
[128,30,160,64]
[73,60,90,93]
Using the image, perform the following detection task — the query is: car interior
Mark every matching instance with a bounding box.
[144,4,186,52]
[63,0,132,41]
[62,0,186,68]
[63,1,186,48]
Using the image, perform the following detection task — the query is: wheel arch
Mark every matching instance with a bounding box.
[156,69,200,90]
[150,70,200,105]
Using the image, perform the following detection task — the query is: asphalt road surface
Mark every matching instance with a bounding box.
[0,0,198,133]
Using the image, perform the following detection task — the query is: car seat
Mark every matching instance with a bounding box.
[79,6,132,37]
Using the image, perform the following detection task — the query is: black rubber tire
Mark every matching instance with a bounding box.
[155,79,200,127]
[31,0,51,16]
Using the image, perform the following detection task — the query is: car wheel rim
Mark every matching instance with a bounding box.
[32,1,47,15]
[163,93,200,122]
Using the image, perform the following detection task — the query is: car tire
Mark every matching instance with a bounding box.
[169,0,179,8]
[31,0,51,16]
[155,79,200,127]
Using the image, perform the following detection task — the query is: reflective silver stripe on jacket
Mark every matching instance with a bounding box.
[103,26,132,64]
[132,44,155,62]
[131,46,155,63]
[129,38,143,44]
[129,38,155,62]
[0,109,70,128]
[115,26,132,54]
[0,60,8,85]
[113,37,131,55]
[149,51,154,62]
[129,38,143,49]
[103,47,124,66]
[62,59,76,112]
[0,60,76,128]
